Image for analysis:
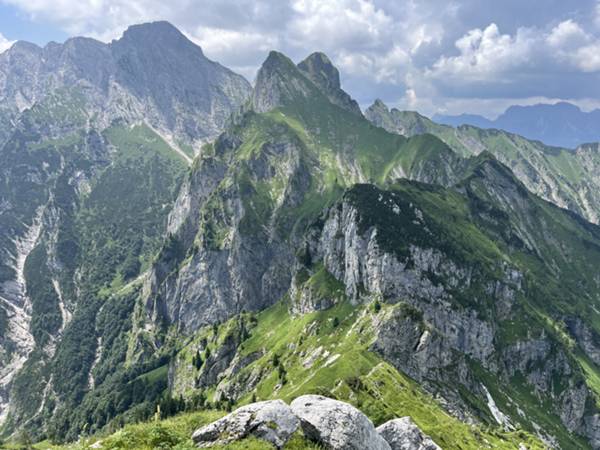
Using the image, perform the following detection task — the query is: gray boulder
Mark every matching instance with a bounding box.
[191,399,299,448]
[290,395,391,450]
[376,417,441,450]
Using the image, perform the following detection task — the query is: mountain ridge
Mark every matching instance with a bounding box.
[366,99,600,225]
[434,101,600,148]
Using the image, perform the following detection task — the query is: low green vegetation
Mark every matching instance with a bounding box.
[4,410,325,450]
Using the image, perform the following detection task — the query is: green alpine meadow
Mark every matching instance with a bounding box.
[2,14,600,450]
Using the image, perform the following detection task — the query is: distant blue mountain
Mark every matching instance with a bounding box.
[433,102,600,148]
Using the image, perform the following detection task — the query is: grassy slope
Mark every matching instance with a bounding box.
[12,411,324,450]
[22,299,542,449]
[171,292,543,449]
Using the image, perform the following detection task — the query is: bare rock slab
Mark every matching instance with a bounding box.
[290,394,391,450]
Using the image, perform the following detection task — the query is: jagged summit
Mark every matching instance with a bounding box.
[297,51,362,116]
[251,50,315,113]
[298,52,341,89]
[365,100,434,137]
[251,49,362,116]
[371,98,388,109]
[5,40,42,54]
[262,50,297,68]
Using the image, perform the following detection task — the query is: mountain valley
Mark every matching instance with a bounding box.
[2,21,600,450]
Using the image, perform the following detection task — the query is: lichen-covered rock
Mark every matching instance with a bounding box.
[290,395,391,450]
[376,417,441,450]
[191,400,299,448]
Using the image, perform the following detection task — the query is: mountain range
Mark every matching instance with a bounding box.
[434,102,600,149]
[2,21,600,450]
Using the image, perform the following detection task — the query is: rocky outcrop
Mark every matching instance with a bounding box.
[311,191,499,366]
[192,400,299,448]
[290,395,391,450]
[371,303,466,383]
[566,317,600,366]
[364,100,434,138]
[376,417,441,450]
[192,396,436,449]
[298,182,600,445]
[144,133,306,333]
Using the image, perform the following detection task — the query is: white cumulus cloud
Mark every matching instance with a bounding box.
[430,23,536,80]
[0,32,15,53]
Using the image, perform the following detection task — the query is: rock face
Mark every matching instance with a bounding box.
[294,178,600,444]
[191,400,299,448]
[290,395,391,450]
[0,21,251,148]
[376,418,441,450]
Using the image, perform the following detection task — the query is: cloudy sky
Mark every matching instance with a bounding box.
[2,0,600,117]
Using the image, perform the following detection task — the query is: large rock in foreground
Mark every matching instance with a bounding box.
[376,417,441,450]
[191,399,299,448]
[290,395,391,450]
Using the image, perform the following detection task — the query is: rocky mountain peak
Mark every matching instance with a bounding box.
[262,50,297,71]
[251,50,311,113]
[297,52,341,90]
[370,98,389,110]
[251,49,363,116]
[460,151,531,208]
[297,51,362,116]
[365,98,404,134]
[116,21,200,54]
